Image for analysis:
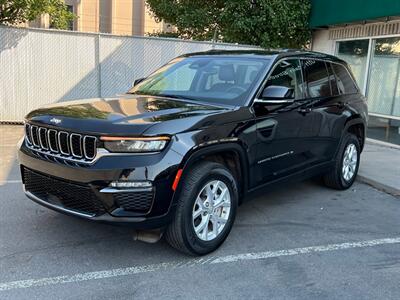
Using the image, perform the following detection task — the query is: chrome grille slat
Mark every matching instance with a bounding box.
[25,124,32,144]
[38,127,49,150]
[24,124,97,164]
[70,133,83,158]
[31,125,40,147]
[58,131,70,155]
[48,129,59,153]
[83,136,97,160]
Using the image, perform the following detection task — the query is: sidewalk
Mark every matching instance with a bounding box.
[358,140,400,196]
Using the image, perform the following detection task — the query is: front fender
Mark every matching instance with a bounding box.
[169,132,250,203]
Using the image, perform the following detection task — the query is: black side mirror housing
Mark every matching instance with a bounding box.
[133,77,146,87]
[261,85,294,100]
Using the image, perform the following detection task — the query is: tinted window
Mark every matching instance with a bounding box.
[303,60,331,98]
[204,62,263,91]
[327,64,339,96]
[265,59,304,100]
[331,63,358,94]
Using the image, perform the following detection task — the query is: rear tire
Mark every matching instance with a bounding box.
[165,162,238,256]
[323,133,360,190]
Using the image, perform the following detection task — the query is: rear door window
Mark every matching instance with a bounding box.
[303,60,331,98]
[331,63,358,94]
[327,63,339,96]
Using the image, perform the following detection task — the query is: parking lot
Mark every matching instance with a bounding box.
[1,126,400,299]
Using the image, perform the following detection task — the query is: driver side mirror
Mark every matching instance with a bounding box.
[256,85,295,104]
[133,77,146,87]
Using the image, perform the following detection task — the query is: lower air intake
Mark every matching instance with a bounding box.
[23,168,105,216]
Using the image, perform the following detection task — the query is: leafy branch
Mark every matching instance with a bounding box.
[0,0,75,29]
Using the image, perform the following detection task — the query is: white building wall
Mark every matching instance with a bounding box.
[311,29,335,55]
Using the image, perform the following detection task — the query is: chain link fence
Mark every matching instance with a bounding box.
[0,26,257,122]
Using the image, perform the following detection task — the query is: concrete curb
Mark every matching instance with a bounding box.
[357,175,400,197]
[366,138,400,150]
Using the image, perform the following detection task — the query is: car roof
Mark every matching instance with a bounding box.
[181,49,345,64]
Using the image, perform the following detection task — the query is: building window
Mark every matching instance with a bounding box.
[336,37,400,145]
[367,37,400,117]
[336,39,369,90]
[66,5,74,31]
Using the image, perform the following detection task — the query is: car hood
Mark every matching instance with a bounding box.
[25,95,232,135]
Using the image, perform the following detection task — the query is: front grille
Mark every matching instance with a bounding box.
[39,128,49,149]
[25,123,97,163]
[114,191,154,212]
[23,168,105,216]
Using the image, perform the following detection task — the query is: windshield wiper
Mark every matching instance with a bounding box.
[129,91,196,101]
[155,93,199,102]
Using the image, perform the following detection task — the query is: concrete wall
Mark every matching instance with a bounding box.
[112,0,131,35]
[78,0,99,33]
[144,5,168,34]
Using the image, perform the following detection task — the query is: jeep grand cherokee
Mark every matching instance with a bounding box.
[18,50,368,255]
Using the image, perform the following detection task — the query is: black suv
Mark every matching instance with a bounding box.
[18,50,368,255]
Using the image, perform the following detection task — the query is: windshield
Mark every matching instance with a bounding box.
[129,56,270,106]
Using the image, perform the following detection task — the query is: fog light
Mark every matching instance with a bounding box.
[109,181,152,188]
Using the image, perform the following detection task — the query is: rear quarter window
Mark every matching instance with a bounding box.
[331,63,359,94]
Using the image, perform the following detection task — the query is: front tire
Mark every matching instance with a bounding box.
[165,162,238,256]
[323,133,360,190]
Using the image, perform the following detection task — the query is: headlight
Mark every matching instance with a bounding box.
[100,136,170,153]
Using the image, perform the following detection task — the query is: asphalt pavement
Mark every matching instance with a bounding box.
[1,125,400,299]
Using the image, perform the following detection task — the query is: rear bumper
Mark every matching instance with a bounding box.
[18,140,183,229]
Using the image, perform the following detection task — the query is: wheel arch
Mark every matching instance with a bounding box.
[343,117,366,152]
[175,142,249,203]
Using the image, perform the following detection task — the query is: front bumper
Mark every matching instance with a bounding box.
[18,140,183,229]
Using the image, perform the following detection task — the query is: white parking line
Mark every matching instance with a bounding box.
[0,180,22,184]
[0,237,399,292]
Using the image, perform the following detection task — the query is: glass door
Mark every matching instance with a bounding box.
[367,37,400,117]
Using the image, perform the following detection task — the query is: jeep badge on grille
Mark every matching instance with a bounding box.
[50,118,61,125]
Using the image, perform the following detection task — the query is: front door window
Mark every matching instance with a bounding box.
[265,59,304,100]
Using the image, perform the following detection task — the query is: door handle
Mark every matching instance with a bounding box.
[298,107,312,115]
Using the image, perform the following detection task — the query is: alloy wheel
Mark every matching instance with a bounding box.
[192,180,231,241]
[342,143,358,181]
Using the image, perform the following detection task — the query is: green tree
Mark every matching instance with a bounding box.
[146,0,311,48]
[0,0,75,29]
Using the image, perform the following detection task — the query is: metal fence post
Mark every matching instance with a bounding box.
[0,25,257,122]
[96,33,102,98]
